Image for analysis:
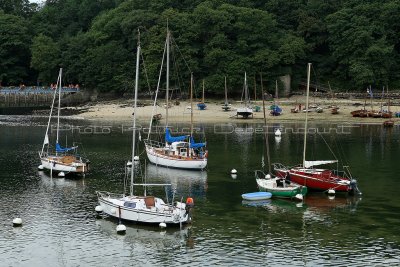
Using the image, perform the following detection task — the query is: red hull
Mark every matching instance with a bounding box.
[275,168,352,192]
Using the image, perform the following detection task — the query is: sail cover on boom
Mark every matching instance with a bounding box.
[189,136,206,148]
[56,143,77,153]
[304,160,338,168]
[165,128,187,143]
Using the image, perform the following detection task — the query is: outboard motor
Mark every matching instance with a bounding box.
[349,179,362,195]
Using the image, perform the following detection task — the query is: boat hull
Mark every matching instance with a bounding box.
[97,193,189,224]
[256,178,307,198]
[40,156,89,174]
[145,146,207,170]
[274,168,352,193]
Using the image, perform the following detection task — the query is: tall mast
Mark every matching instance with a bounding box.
[303,63,311,168]
[165,29,170,128]
[190,73,194,136]
[254,76,257,102]
[261,73,271,173]
[202,79,205,103]
[130,37,141,196]
[56,68,62,146]
[224,76,228,105]
[244,72,248,106]
[40,69,61,157]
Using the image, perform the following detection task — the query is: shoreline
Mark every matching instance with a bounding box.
[71,96,399,125]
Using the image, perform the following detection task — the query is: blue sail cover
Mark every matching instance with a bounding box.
[189,136,206,148]
[165,128,187,143]
[56,143,77,153]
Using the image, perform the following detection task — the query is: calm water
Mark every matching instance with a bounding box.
[1,116,400,266]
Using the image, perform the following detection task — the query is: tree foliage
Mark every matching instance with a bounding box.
[1,0,400,93]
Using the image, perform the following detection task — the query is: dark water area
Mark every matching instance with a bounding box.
[0,116,399,266]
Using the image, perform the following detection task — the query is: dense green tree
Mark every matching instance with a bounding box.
[30,33,61,83]
[0,11,31,85]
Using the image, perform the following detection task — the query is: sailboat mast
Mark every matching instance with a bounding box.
[244,72,248,106]
[40,69,61,157]
[56,68,62,146]
[190,73,194,136]
[130,42,141,196]
[303,63,311,168]
[202,79,205,103]
[224,76,228,105]
[165,30,170,128]
[261,73,271,173]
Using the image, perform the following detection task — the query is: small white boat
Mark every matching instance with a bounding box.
[241,192,272,201]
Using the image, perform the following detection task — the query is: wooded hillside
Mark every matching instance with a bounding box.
[1,0,400,96]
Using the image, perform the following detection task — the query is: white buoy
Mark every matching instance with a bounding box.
[110,208,116,214]
[231,169,237,174]
[133,156,139,161]
[58,172,65,177]
[38,165,44,170]
[327,189,336,195]
[159,222,167,228]
[116,224,126,234]
[13,218,22,227]
[275,129,282,136]
[95,205,103,214]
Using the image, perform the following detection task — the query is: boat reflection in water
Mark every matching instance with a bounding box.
[242,199,272,207]
[38,170,85,188]
[242,193,361,216]
[95,217,194,248]
[145,164,208,199]
[304,193,361,213]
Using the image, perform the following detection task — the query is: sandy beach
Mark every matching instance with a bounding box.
[76,96,399,125]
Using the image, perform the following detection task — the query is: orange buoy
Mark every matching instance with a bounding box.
[186,197,194,207]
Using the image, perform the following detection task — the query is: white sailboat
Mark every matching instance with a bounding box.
[38,68,89,176]
[144,30,207,170]
[96,40,192,225]
[236,72,253,118]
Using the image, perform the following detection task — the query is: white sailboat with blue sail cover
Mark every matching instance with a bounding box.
[144,30,207,170]
[38,68,89,176]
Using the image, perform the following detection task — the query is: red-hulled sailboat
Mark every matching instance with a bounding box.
[273,63,361,195]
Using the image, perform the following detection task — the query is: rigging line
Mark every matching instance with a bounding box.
[170,34,192,73]
[317,132,338,161]
[147,36,167,140]
[140,51,153,97]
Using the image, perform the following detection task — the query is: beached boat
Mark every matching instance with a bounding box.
[96,40,192,226]
[273,63,361,195]
[38,68,89,176]
[144,31,207,170]
[236,72,253,118]
[221,76,232,111]
[197,80,207,110]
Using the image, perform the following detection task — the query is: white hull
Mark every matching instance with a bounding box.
[41,156,88,174]
[145,146,207,170]
[97,192,189,224]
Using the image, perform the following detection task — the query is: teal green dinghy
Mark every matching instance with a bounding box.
[255,170,307,201]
